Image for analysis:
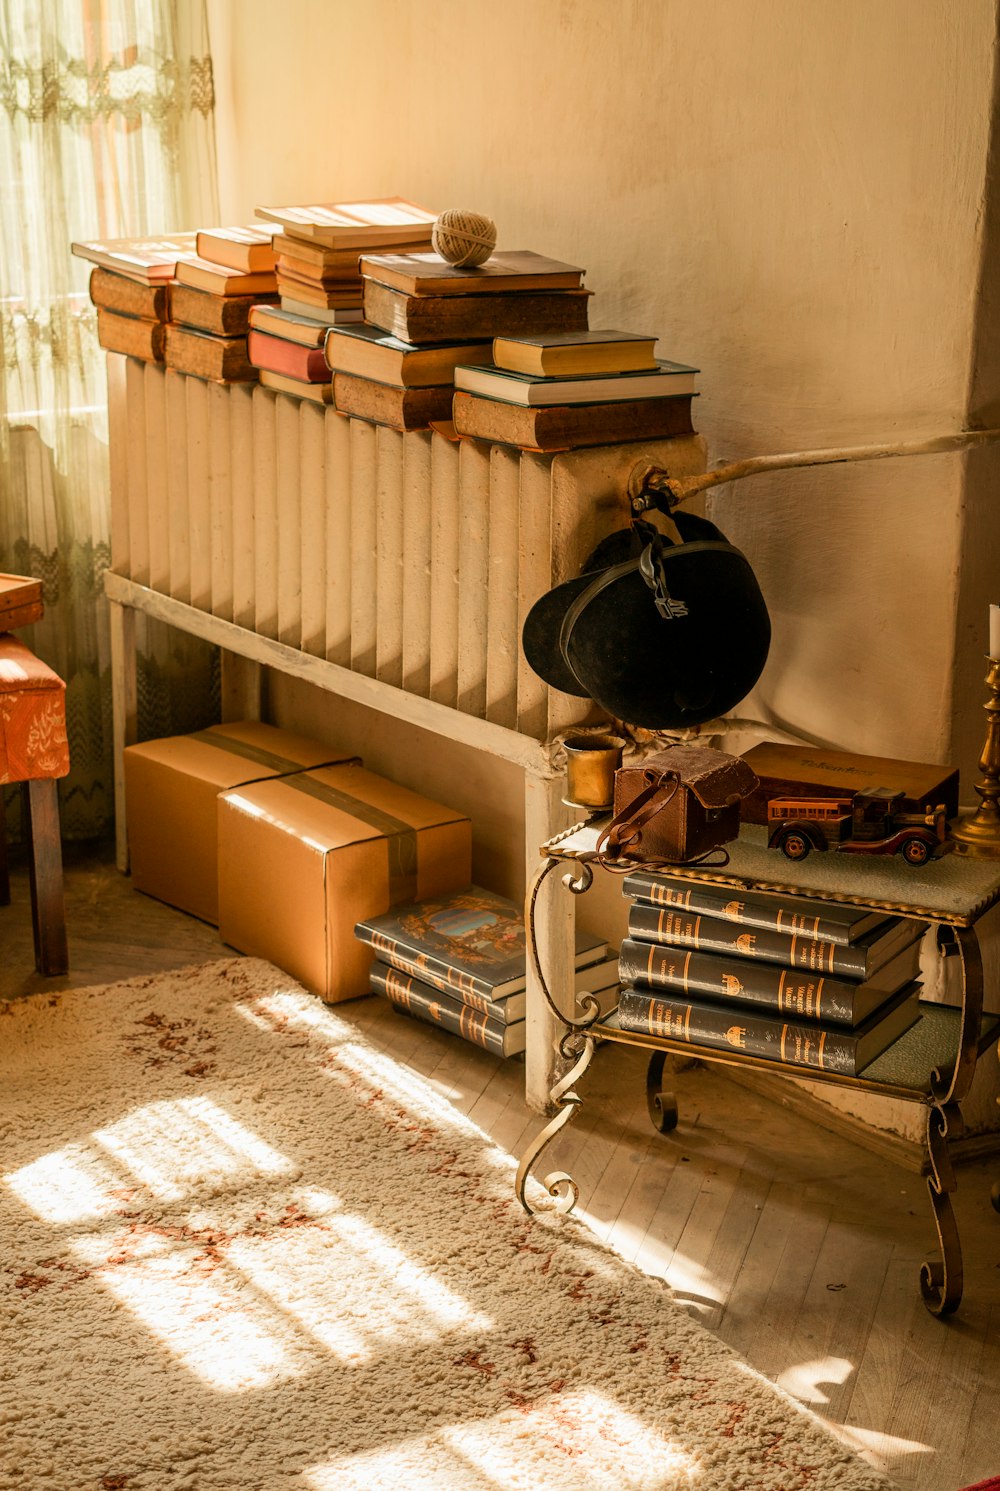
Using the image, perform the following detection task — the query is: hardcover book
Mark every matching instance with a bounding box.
[254,197,437,248]
[248,330,331,383]
[617,935,924,1027]
[175,256,279,297]
[355,884,608,1004]
[171,285,277,338]
[271,233,428,271]
[96,308,165,363]
[622,870,889,945]
[626,903,926,979]
[325,324,493,388]
[250,304,361,346]
[195,225,277,273]
[71,232,198,284]
[373,964,527,1057]
[493,329,659,377]
[275,274,363,310]
[363,281,591,346]
[373,953,620,1026]
[279,297,366,328]
[615,982,922,1074]
[453,359,698,407]
[452,390,695,452]
[163,324,256,382]
[359,250,585,297]
[332,373,453,431]
[88,268,171,322]
[258,369,335,404]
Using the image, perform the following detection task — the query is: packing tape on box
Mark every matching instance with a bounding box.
[278,772,420,907]
[187,729,361,777]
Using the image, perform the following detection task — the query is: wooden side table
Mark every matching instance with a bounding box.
[516,818,1000,1317]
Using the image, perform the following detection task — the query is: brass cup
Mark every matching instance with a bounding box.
[564,734,626,808]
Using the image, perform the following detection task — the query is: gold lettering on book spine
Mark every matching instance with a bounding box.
[459,1006,488,1044]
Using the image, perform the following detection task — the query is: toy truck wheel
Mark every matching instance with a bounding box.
[899,835,931,867]
[777,829,811,861]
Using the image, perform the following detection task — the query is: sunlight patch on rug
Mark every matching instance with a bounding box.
[304,1389,700,1490]
[0,958,896,1491]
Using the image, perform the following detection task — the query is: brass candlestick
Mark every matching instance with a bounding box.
[951,657,1000,857]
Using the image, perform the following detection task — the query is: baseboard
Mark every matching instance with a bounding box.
[713,1064,1000,1175]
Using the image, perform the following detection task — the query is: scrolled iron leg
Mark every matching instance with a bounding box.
[516,1034,596,1216]
[991,1181,1000,1215]
[920,1101,965,1317]
[646,1050,679,1133]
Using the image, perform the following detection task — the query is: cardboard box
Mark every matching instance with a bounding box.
[740,742,960,825]
[217,761,472,1003]
[124,722,358,923]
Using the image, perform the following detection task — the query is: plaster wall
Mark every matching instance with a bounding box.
[207,0,1000,1139]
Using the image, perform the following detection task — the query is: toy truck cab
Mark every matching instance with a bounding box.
[767,789,948,867]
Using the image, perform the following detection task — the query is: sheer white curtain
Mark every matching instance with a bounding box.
[0,0,219,839]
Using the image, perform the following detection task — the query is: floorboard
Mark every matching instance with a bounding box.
[2,847,998,1491]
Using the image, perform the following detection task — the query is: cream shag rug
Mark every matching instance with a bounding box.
[0,959,894,1491]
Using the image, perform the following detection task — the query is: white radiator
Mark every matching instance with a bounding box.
[107,356,706,744]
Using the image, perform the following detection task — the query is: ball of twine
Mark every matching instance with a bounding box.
[432,209,497,267]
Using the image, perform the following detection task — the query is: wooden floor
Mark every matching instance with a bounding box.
[2,847,998,1491]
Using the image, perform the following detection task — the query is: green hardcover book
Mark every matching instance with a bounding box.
[617,936,923,1027]
[622,870,890,946]
[626,903,927,980]
[355,884,607,1004]
[616,982,921,1075]
[372,964,525,1058]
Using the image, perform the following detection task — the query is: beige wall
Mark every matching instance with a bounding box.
[206,0,1000,1138]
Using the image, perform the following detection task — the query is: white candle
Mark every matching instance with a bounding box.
[991,604,1000,659]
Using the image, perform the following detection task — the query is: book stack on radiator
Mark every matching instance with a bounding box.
[247,198,438,404]
[73,233,197,365]
[328,250,593,433]
[167,226,280,382]
[355,886,619,1059]
[615,871,929,1077]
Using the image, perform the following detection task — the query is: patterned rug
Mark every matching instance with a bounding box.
[0,959,895,1491]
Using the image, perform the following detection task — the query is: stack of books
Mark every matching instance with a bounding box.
[614,871,928,1076]
[168,225,279,382]
[72,234,198,364]
[355,885,619,1058]
[334,250,591,432]
[453,330,699,451]
[248,198,437,403]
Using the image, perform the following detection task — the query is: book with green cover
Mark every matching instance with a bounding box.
[622,870,890,945]
[618,935,923,1027]
[626,903,926,980]
[355,885,608,1003]
[615,982,922,1075]
[453,359,698,406]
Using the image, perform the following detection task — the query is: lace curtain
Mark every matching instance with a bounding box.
[0,0,220,840]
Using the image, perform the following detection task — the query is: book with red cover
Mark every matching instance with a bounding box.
[247,329,331,383]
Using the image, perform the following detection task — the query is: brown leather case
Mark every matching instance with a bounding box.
[610,744,758,864]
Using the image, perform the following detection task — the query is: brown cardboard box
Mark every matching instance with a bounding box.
[740,742,960,825]
[124,722,359,923]
[217,761,472,1002]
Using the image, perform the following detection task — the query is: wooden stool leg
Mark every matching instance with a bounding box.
[0,791,9,906]
[23,780,68,976]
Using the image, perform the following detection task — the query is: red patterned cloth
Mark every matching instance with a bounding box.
[957,1479,1000,1491]
[0,633,70,783]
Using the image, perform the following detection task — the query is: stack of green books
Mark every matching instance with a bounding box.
[356,885,618,1059]
[615,871,928,1076]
